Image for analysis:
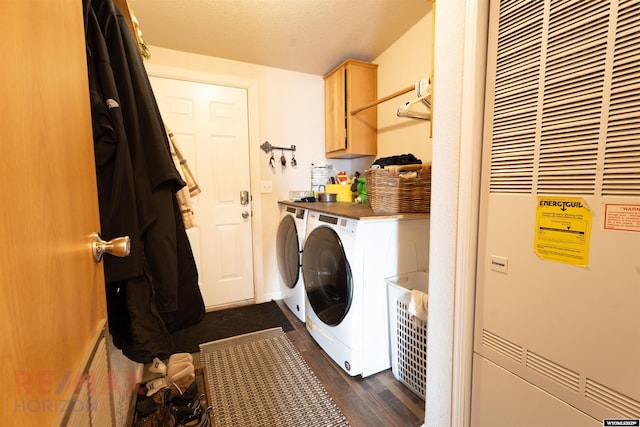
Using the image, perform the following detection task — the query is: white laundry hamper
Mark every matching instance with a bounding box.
[386,272,428,399]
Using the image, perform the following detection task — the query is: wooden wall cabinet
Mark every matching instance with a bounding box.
[324,59,378,158]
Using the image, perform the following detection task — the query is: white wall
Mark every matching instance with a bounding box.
[426,1,489,426]
[375,14,432,163]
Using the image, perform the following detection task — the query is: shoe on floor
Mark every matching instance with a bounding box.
[176,406,212,427]
[168,353,193,367]
[134,406,175,427]
[147,353,192,377]
[146,361,195,397]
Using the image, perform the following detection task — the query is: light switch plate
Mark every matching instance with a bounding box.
[260,180,273,193]
[490,255,508,273]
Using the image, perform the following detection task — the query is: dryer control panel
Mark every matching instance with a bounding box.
[318,214,357,235]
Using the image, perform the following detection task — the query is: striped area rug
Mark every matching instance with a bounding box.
[199,327,349,426]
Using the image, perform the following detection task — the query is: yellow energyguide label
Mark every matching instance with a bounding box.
[534,197,592,267]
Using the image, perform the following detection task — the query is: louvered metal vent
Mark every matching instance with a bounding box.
[490,0,542,193]
[604,0,640,196]
[481,329,523,363]
[482,328,640,418]
[585,377,640,419]
[539,1,608,195]
[490,0,640,197]
[525,350,580,392]
[62,326,114,426]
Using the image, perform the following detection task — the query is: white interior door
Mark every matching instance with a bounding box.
[150,76,254,309]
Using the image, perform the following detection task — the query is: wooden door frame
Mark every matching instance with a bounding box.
[143,63,266,304]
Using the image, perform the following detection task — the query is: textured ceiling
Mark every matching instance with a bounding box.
[128,0,431,75]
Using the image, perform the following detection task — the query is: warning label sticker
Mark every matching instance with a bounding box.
[604,204,640,232]
[534,197,592,267]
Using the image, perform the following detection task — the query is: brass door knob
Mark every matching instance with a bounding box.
[92,232,131,262]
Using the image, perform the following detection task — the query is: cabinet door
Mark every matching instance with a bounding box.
[324,59,378,159]
[345,62,377,157]
[325,67,346,153]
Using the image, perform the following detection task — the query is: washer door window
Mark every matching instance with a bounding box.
[276,215,300,288]
[302,226,352,326]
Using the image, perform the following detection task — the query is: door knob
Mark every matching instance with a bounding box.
[242,211,250,219]
[92,232,131,262]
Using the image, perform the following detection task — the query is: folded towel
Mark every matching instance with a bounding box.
[407,289,428,322]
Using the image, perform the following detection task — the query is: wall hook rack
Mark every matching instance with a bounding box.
[260,141,296,154]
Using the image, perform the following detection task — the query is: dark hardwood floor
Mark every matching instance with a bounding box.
[187,300,425,427]
[275,300,426,427]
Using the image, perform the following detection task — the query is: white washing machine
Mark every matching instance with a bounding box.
[276,204,308,322]
[302,210,429,377]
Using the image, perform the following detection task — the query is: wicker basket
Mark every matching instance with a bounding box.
[365,164,431,214]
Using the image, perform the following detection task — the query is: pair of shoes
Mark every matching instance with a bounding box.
[146,361,195,398]
[135,396,161,419]
[136,379,200,419]
[168,381,199,406]
[171,394,206,425]
[134,406,175,427]
[144,352,195,398]
[148,353,193,377]
[175,406,212,427]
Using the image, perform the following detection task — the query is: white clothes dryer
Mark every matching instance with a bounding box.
[302,210,429,377]
[276,204,308,322]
